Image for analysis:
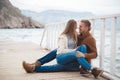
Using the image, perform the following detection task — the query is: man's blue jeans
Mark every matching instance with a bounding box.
[34,45,91,72]
[34,62,79,72]
[56,45,91,70]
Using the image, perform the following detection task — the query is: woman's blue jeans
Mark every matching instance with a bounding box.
[37,49,57,65]
[34,45,91,72]
[35,49,79,72]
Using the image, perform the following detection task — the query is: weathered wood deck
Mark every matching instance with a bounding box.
[0,42,108,80]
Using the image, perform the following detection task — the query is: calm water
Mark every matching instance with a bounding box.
[0,29,44,44]
[0,28,120,76]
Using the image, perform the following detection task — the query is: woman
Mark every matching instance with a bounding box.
[23,19,80,73]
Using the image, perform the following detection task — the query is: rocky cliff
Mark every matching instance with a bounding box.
[0,0,44,28]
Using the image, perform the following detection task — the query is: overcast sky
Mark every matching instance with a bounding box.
[10,0,120,15]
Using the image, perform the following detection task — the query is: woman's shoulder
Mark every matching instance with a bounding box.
[59,34,67,38]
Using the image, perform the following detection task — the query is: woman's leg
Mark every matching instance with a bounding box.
[56,51,77,65]
[23,60,79,73]
[25,49,57,66]
[37,49,57,65]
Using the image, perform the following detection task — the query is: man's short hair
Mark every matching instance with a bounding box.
[81,19,91,31]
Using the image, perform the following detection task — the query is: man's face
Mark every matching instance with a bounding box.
[79,22,88,33]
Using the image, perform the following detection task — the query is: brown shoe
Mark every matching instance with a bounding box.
[80,67,91,77]
[22,61,34,73]
[91,68,103,78]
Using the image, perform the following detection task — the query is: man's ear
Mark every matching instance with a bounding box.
[85,26,89,31]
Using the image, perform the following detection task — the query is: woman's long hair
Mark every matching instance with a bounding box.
[61,19,77,42]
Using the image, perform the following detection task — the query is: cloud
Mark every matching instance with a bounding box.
[10,0,120,15]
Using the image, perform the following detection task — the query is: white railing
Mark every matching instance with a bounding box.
[40,14,120,79]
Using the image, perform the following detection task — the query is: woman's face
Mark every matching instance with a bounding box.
[73,23,77,32]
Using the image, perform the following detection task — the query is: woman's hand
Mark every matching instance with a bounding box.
[76,51,85,58]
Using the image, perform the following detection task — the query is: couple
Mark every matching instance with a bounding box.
[23,19,103,78]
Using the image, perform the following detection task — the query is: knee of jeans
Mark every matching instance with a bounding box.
[80,45,87,50]
[56,55,66,65]
[81,45,86,48]
[52,49,57,53]
[56,55,62,64]
[76,45,87,53]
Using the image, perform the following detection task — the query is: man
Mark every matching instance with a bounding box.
[77,20,103,78]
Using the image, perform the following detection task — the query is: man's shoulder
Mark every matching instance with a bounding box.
[86,35,96,41]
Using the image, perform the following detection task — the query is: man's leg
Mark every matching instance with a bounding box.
[34,62,79,72]
[34,64,64,72]
[76,45,91,70]
[63,61,80,71]
[23,61,80,73]
[56,45,91,70]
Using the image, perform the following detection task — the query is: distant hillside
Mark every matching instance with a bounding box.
[0,0,44,28]
[22,10,94,24]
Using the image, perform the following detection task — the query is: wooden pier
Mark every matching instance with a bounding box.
[0,42,108,80]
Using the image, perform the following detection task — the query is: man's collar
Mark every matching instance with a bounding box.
[79,31,90,39]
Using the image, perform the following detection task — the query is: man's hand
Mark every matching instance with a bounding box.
[76,51,85,58]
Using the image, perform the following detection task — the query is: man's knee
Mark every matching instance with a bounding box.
[79,45,87,50]
[76,44,87,53]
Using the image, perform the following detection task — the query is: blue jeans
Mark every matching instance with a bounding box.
[35,62,79,72]
[56,45,91,70]
[35,49,79,72]
[37,49,57,65]
[34,45,91,72]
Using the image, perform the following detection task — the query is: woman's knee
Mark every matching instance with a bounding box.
[56,55,64,64]
[56,54,70,65]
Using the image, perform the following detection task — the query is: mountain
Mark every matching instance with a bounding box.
[0,0,44,29]
[22,10,120,30]
[22,10,94,24]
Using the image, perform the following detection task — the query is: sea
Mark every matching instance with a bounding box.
[0,28,120,76]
